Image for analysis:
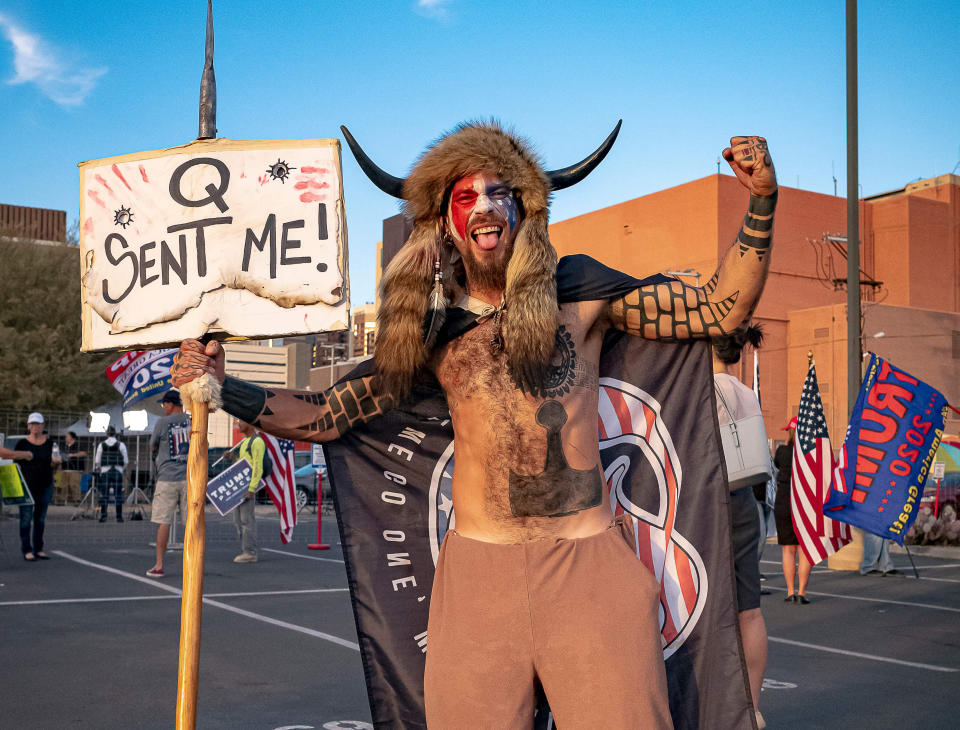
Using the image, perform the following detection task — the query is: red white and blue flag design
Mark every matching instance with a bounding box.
[105,349,176,407]
[259,433,298,544]
[598,378,706,658]
[791,362,852,565]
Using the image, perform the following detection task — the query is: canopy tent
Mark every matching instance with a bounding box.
[64,402,162,437]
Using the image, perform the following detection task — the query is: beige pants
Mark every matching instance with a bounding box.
[424,514,671,729]
[61,471,83,503]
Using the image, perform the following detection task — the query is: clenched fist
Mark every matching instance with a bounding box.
[722,136,777,197]
[171,339,226,388]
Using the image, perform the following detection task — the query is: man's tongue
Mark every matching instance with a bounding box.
[474,229,500,250]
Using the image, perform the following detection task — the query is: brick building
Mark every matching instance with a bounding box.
[549,173,960,443]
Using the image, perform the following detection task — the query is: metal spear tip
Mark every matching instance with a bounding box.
[198,0,217,140]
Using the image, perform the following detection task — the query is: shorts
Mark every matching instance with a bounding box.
[730,486,762,612]
[151,480,188,524]
[424,514,672,729]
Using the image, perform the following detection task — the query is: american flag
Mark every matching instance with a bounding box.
[259,433,298,544]
[791,362,852,565]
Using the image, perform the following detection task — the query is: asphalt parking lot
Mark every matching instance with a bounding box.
[1,506,957,729]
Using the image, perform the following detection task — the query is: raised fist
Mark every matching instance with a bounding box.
[722,136,777,197]
[171,339,225,388]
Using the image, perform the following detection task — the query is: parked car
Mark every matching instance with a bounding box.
[293,450,328,511]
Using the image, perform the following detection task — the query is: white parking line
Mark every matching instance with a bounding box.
[52,551,359,652]
[768,636,958,673]
[207,588,349,597]
[761,559,960,572]
[914,576,960,585]
[0,595,178,607]
[262,547,344,564]
[765,585,960,613]
[0,587,350,608]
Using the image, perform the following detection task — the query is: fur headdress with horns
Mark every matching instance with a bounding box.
[341,120,622,401]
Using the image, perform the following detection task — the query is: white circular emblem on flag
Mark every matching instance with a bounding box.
[598,378,708,658]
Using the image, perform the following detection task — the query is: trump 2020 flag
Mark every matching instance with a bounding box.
[791,361,852,565]
[105,349,176,407]
[825,354,948,545]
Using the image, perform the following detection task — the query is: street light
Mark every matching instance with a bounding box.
[664,269,701,286]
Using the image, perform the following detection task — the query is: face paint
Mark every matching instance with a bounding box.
[446,173,518,251]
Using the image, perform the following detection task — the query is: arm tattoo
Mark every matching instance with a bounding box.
[609,191,775,339]
[221,376,268,424]
[220,375,393,442]
[737,192,777,261]
[702,271,719,295]
[610,282,739,339]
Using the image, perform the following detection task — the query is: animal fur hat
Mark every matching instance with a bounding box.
[376,121,558,400]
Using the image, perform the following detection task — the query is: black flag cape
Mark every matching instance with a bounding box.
[324,255,753,729]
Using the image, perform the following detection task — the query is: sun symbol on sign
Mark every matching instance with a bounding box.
[266,159,296,183]
[113,206,134,228]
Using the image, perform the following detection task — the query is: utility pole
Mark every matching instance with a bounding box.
[846,0,861,418]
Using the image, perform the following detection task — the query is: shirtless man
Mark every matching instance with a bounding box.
[172,124,776,727]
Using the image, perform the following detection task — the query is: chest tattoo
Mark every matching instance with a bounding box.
[514,325,598,398]
[508,400,603,518]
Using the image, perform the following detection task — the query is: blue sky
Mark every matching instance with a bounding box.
[1,0,957,306]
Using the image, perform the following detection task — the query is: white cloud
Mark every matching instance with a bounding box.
[0,13,106,106]
[415,0,453,20]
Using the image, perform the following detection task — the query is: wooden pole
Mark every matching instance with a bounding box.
[176,397,209,729]
[176,5,218,726]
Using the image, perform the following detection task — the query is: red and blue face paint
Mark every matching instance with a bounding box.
[446,173,518,252]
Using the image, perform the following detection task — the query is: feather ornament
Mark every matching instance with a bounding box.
[422,257,446,349]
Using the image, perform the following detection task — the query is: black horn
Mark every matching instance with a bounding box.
[340,125,405,199]
[546,120,622,191]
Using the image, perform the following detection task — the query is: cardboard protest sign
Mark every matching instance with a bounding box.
[206,458,254,516]
[0,464,34,507]
[79,138,348,351]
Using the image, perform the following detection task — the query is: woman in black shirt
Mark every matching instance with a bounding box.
[15,413,60,560]
[773,418,811,604]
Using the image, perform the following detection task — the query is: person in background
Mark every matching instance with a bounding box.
[94,425,128,522]
[61,431,87,504]
[233,420,265,564]
[712,323,768,730]
[774,418,812,604]
[860,532,902,577]
[15,412,61,560]
[146,390,191,578]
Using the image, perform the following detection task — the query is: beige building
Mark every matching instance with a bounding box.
[208,341,310,447]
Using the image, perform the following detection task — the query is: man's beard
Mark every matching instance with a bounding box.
[461,239,512,293]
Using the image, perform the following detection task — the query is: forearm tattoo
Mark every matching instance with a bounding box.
[221,376,268,424]
[737,192,777,261]
[610,282,739,339]
[220,375,393,442]
[609,190,776,339]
